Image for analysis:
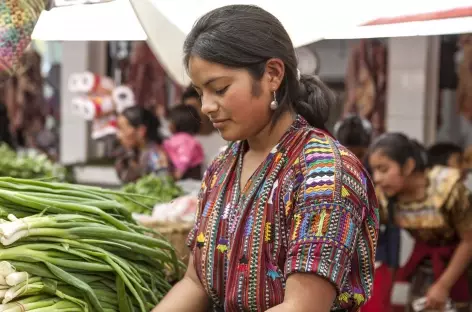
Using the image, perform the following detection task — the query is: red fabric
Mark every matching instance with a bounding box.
[362,264,394,312]
[396,241,470,302]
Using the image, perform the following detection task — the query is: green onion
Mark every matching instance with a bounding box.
[0,177,183,311]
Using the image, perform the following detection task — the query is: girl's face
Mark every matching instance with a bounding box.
[369,149,407,197]
[188,56,275,142]
[117,116,144,149]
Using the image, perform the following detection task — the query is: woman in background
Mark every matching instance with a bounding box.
[368,133,472,312]
[164,105,204,180]
[115,106,170,183]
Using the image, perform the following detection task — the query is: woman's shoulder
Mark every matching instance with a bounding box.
[294,128,376,207]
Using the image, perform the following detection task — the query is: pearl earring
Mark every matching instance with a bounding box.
[270,91,278,110]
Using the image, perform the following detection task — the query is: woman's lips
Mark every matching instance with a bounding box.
[211,119,229,129]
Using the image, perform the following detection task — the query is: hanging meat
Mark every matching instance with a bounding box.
[457,34,472,121]
[126,42,182,117]
[3,49,46,148]
[344,39,388,136]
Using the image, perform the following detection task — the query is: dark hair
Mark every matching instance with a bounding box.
[369,133,427,172]
[335,115,372,147]
[183,4,335,130]
[181,85,200,103]
[121,106,163,144]
[168,105,201,135]
[427,142,463,167]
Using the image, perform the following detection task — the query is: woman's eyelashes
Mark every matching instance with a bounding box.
[215,85,229,96]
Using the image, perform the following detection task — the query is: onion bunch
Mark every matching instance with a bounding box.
[0,177,182,312]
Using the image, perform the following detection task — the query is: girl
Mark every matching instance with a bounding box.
[164,105,204,180]
[115,106,170,183]
[368,133,472,312]
[153,5,378,312]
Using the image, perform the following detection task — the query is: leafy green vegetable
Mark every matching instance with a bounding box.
[117,175,184,215]
[0,145,67,181]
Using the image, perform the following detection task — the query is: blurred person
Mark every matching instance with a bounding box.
[334,114,372,161]
[115,106,170,183]
[368,133,472,312]
[427,142,464,171]
[181,85,227,169]
[153,5,378,312]
[163,105,204,180]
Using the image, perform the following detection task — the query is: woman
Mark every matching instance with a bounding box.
[153,5,379,312]
[115,106,170,183]
[334,114,372,161]
[368,133,472,312]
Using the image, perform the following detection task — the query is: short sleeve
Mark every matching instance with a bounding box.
[446,182,472,234]
[284,141,378,307]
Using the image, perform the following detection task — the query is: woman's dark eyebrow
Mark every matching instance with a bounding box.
[193,76,229,89]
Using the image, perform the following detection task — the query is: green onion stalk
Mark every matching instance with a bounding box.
[0,177,185,312]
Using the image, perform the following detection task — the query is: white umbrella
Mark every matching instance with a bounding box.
[326,1,472,39]
[129,0,368,86]
[31,0,147,41]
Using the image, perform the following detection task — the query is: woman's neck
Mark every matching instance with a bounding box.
[246,111,295,155]
[398,171,428,203]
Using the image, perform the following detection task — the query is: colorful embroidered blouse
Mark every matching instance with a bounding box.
[187,116,379,311]
[376,166,472,245]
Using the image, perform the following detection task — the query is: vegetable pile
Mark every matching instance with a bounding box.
[0,177,182,312]
[118,175,183,215]
[0,145,66,181]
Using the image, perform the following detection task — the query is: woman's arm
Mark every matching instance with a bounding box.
[266,273,336,312]
[425,231,472,309]
[153,255,209,312]
[426,229,472,310]
[438,230,472,290]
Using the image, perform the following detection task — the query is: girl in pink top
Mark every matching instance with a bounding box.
[164,105,205,180]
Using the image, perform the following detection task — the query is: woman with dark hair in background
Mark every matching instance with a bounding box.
[115,106,169,183]
[154,5,378,312]
[334,114,372,161]
[368,133,472,312]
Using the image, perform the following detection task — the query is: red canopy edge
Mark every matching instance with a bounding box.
[362,6,472,26]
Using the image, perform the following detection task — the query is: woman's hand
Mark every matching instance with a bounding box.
[424,281,450,310]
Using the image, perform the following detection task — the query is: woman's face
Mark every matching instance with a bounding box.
[369,149,407,197]
[117,115,141,149]
[188,56,274,142]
